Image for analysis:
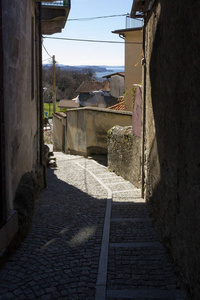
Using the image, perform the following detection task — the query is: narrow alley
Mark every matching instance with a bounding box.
[0,151,186,300]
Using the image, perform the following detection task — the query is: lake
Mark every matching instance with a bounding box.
[95,67,124,81]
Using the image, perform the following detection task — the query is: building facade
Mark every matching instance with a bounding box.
[0,0,43,256]
[113,28,143,111]
[132,0,200,297]
[0,0,70,257]
[102,72,125,99]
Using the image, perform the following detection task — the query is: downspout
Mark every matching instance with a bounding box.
[141,20,146,199]
[38,3,47,188]
[0,0,6,227]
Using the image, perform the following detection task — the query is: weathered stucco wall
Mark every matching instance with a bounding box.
[53,115,62,151]
[0,0,43,256]
[110,75,124,98]
[143,1,200,297]
[108,126,141,189]
[65,107,132,156]
[65,109,87,156]
[53,113,66,152]
[3,0,40,212]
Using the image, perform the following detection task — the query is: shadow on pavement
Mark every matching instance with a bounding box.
[0,168,107,299]
[88,154,108,167]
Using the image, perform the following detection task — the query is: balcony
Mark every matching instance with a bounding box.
[42,1,71,35]
[126,15,144,29]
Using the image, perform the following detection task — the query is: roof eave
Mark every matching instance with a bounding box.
[112,27,143,35]
[102,72,125,79]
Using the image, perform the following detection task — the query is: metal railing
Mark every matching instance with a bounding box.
[42,1,70,8]
[126,16,144,29]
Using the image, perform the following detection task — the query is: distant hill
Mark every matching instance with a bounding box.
[43,64,124,74]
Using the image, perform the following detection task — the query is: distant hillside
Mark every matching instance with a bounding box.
[63,65,108,72]
[43,64,124,74]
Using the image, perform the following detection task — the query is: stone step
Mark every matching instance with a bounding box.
[48,156,56,161]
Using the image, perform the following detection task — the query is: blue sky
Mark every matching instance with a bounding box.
[42,0,134,66]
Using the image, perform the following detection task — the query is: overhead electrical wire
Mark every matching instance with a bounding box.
[43,36,142,45]
[41,13,143,58]
[42,43,52,58]
[42,57,52,63]
[68,14,129,21]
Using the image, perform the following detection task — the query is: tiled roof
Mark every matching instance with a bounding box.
[76,80,110,93]
[108,100,125,111]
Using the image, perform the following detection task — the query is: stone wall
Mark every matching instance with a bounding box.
[0,168,43,262]
[108,126,141,189]
[13,170,43,239]
[143,1,200,297]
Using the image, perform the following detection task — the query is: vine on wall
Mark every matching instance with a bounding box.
[122,84,141,108]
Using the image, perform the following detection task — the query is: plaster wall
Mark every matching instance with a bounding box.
[110,75,124,98]
[2,0,39,214]
[65,109,87,156]
[65,107,132,156]
[53,114,66,151]
[143,1,200,297]
[124,29,142,111]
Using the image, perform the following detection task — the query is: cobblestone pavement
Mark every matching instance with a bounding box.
[0,151,187,299]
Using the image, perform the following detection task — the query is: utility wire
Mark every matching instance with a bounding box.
[68,14,129,21]
[43,36,142,45]
[42,43,52,58]
[42,58,52,63]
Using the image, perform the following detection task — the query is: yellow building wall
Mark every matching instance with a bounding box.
[124,29,143,111]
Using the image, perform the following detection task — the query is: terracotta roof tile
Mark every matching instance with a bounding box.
[108,100,125,111]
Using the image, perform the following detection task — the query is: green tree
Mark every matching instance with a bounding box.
[42,66,95,101]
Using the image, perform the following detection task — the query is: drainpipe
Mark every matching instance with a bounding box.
[38,3,47,188]
[0,0,6,227]
[141,20,146,199]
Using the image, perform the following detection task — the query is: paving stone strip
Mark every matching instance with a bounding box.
[0,152,186,299]
[74,156,186,299]
[75,160,112,300]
